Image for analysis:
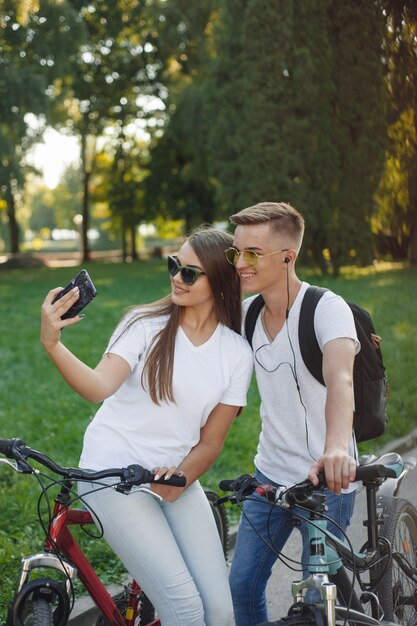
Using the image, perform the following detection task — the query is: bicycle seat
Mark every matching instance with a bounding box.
[359,451,401,468]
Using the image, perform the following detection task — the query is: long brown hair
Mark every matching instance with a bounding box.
[115,226,242,405]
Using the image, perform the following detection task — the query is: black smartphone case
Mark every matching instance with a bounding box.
[52,269,97,319]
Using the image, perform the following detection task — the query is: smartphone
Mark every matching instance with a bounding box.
[52,269,97,319]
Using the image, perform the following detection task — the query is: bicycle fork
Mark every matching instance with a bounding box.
[6,552,76,626]
[292,576,337,626]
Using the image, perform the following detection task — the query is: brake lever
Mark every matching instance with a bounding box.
[0,457,33,473]
[213,495,234,507]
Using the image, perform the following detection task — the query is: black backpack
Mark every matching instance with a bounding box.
[244,286,389,443]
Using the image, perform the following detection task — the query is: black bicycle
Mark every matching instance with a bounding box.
[217,451,417,626]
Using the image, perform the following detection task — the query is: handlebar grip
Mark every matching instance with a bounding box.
[0,438,25,459]
[152,474,186,487]
[123,466,186,487]
[355,464,395,481]
[218,474,260,496]
[219,479,236,492]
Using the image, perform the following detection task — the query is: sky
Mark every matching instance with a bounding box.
[28,127,80,189]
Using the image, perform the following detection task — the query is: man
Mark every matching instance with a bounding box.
[227,202,359,626]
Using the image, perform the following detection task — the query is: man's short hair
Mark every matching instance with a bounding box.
[230,202,305,250]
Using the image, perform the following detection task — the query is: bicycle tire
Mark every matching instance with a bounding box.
[377,497,417,624]
[204,488,230,559]
[139,592,156,625]
[21,599,54,626]
[8,578,70,626]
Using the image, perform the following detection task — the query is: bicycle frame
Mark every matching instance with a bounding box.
[291,505,380,626]
[288,455,417,626]
[219,452,416,626]
[12,480,159,626]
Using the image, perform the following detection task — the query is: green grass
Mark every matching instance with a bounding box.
[0,260,416,617]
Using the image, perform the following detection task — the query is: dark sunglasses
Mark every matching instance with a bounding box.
[167,255,206,286]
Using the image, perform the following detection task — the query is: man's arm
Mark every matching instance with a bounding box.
[308,337,357,494]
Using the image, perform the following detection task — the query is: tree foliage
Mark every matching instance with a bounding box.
[0,0,85,254]
[145,84,217,231]
[27,165,82,233]
[92,137,150,261]
[144,0,219,230]
[205,0,386,274]
[1,0,416,271]
[51,0,168,262]
[378,0,417,264]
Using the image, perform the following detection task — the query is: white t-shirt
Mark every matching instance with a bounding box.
[80,312,253,472]
[244,282,360,487]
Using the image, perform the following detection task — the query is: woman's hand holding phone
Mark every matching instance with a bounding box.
[41,269,97,350]
[41,286,82,351]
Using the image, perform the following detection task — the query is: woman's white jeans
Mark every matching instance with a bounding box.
[78,479,232,626]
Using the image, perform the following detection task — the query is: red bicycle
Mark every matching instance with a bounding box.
[0,438,229,626]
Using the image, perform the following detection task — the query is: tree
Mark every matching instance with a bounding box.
[27,164,82,233]
[144,0,220,229]
[205,0,247,214]
[0,0,84,255]
[54,0,167,263]
[379,0,417,264]
[206,0,387,274]
[145,84,217,231]
[93,136,150,261]
[326,0,387,272]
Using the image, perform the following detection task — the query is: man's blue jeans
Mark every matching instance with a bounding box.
[229,469,356,626]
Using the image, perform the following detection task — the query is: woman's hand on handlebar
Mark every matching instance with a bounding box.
[151,465,187,502]
[41,287,81,349]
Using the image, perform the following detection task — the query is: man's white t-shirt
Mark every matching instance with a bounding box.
[80,312,253,472]
[244,282,360,487]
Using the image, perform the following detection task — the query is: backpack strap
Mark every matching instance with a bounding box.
[244,294,265,348]
[299,286,328,386]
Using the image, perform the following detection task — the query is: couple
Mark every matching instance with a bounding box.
[41,202,359,626]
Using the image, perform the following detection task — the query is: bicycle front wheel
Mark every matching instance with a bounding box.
[21,599,54,626]
[204,488,230,559]
[377,497,417,624]
[8,578,70,626]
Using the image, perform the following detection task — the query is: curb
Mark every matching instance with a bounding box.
[69,428,417,625]
[380,425,417,456]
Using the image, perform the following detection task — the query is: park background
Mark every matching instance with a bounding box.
[0,0,416,620]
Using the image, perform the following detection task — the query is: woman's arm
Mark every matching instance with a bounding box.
[41,286,131,402]
[152,402,240,502]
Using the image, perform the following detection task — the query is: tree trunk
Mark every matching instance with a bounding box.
[121,225,127,263]
[80,132,91,264]
[311,245,328,276]
[130,223,138,260]
[82,169,91,263]
[6,178,20,255]
[408,150,417,265]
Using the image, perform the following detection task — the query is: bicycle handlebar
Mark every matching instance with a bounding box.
[0,438,186,488]
[218,455,404,509]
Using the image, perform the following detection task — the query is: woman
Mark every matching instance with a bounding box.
[40,226,253,626]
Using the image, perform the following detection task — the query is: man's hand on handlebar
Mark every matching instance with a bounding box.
[308,451,357,495]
